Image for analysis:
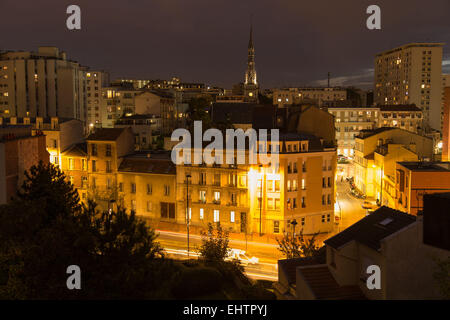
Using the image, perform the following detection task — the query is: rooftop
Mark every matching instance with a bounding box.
[356,127,396,139]
[278,254,326,285]
[397,161,450,172]
[118,157,176,175]
[378,104,422,112]
[297,265,366,300]
[62,142,87,157]
[324,206,416,251]
[86,128,128,141]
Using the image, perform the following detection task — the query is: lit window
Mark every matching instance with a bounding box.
[230,211,235,223]
[200,208,204,220]
[214,210,220,222]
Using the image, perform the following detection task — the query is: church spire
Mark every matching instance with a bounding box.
[244,23,257,86]
[248,24,253,49]
[244,22,258,103]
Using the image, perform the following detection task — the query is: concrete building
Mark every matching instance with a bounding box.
[117,154,177,225]
[85,127,135,211]
[442,87,450,161]
[327,106,379,157]
[354,127,433,199]
[374,43,444,131]
[0,125,49,204]
[0,116,84,167]
[377,105,423,133]
[175,133,336,236]
[395,161,450,215]
[276,205,449,300]
[101,85,140,128]
[86,70,109,129]
[274,87,347,108]
[0,47,87,123]
[114,114,161,150]
[60,142,88,203]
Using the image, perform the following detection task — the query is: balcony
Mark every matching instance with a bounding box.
[212,200,221,205]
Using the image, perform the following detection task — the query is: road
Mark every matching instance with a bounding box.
[156,230,279,281]
[155,162,367,281]
[334,163,367,233]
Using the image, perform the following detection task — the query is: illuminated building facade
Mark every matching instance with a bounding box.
[176,133,336,235]
[354,127,433,200]
[0,47,87,123]
[395,161,450,215]
[85,70,109,129]
[374,43,443,131]
[0,116,84,167]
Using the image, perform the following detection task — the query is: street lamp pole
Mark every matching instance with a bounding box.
[259,164,263,237]
[186,174,191,259]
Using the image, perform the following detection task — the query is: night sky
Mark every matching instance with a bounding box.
[2,0,450,89]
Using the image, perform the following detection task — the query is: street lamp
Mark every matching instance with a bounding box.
[259,164,263,237]
[290,219,298,236]
[186,174,191,259]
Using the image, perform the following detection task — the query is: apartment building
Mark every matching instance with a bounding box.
[117,154,177,224]
[85,127,135,211]
[101,85,140,128]
[374,43,443,130]
[327,106,379,157]
[395,161,450,215]
[443,87,450,161]
[0,47,87,123]
[377,105,423,133]
[86,70,109,128]
[274,87,347,108]
[114,114,161,150]
[175,133,336,236]
[354,127,433,199]
[0,116,84,167]
[0,125,49,204]
[276,205,449,300]
[61,142,88,203]
[134,90,178,135]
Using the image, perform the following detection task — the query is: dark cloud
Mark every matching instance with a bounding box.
[1,0,450,89]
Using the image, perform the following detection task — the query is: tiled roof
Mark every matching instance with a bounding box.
[86,128,128,141]
[62,142,87,157]
[298,265,366,300]
[356,127,396,139]
[118,157,176,175]
[325,206,416,251]
[278,254,326,285]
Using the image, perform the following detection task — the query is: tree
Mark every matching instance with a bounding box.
[198,223,230,263]
[187,97,212,130]
[433,256,450,299]
[276,230,323,259]
[0,163,170,299]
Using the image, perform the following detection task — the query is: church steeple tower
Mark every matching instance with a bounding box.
[244,23,259,102]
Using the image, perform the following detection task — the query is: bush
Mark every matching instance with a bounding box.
[172,264,223,299]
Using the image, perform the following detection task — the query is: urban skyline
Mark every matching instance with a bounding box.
[1,0,449,303]
[2,0,450,88]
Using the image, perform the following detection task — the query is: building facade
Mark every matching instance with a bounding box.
[0,47,87,123]
[395,161,450,215]
[327,106,379,157]
[354,127,433,199]
[274,87,347,108]
[86,70,109,129]
[0,125,49,204]
[374,43,443,131]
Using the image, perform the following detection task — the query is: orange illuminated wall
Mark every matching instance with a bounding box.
[443,87,450,161]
